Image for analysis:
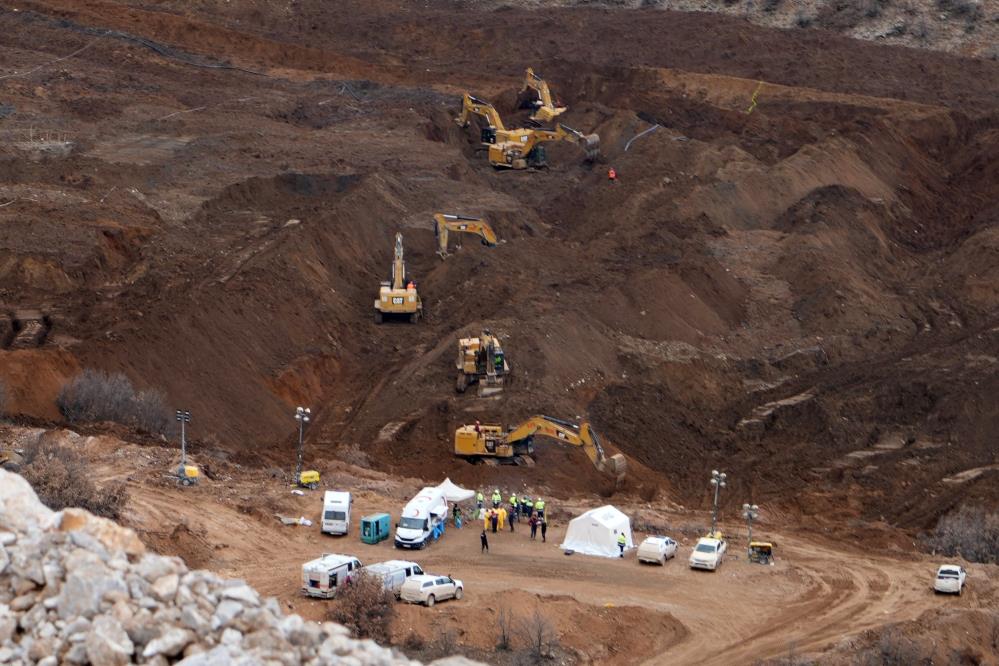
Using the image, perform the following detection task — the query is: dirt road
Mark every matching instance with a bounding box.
[72,430,988,664]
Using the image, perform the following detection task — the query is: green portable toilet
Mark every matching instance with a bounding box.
[360,513,391,545]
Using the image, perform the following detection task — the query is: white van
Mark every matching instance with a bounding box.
[364,560,425,597]
[394,486,448,550]
[301,553,362,599]
[322,491,352,535]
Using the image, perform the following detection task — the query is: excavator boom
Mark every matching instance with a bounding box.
[464,414,627,482]
[434,213,498,258]
[455,93,506,134]
[521,68,567,124]
[392,232,406,290]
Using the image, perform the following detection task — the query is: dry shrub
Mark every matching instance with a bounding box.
[434,629,458,659]
[868,628,932,666]
[519,607,558,662]
[402,632,425,651]
[327,572,395,643]
[20,440,128,519]
[925,505,999,564]
[57,368,170,434]
[496,605,514,651]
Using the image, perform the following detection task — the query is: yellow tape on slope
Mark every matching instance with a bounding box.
[746,81,764,114]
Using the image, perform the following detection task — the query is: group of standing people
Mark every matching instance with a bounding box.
[475,488,549,552]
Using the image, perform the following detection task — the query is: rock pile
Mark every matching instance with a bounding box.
[0,470,469,665]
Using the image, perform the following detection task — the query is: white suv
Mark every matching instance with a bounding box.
[400,574,463,607]
[933,564,966,595]
[689,537,727,571]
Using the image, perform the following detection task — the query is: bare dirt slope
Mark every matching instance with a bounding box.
[2,0,999,565]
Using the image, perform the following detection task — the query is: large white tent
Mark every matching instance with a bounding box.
[560,505,634,558]
[436,478,475,503]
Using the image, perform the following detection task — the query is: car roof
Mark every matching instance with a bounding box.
[366,560,419,571]
[404,574,440,583]
[937,564,962,571]
[642,536,673,543]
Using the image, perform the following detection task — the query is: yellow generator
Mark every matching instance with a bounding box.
[456,331,509,395]
[374,232,422,323]
[177,464,199,487]
[298,470,321,490]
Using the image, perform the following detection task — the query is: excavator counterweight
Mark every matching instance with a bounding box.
[454,415,627,484]
[373,232,422,323]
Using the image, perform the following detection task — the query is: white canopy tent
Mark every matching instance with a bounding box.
[436,478,475,504]
[560,505,634,558]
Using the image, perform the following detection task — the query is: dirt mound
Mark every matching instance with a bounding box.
[3,0,999,547]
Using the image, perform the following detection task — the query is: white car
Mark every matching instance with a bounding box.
[637,536,678,565]
[933,564,966,595]
[689,537,727,571]
[399,574,463,607]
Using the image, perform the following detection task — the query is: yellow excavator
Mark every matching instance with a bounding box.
[456,330,509,395]
[455,93,599,170]
[520,67,567,124]
[374,232,422,323]
[454,415,627,482]
[434,213,498,259]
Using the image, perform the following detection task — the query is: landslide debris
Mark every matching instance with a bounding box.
[0,469,472,665]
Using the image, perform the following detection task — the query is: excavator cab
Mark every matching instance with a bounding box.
[481,127,497,144]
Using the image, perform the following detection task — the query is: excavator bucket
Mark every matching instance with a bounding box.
[581,133,600,161]
[599,453,628,481]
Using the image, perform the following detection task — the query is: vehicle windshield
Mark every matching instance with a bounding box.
[937,571,959,578]
[324,511,346,520]
[695,543,716,553]
[399,517,426,530]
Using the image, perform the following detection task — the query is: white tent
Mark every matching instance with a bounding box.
[435,478,475,503]
[560,505,634,558]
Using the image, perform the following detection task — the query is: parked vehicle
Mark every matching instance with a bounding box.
[689,536,727,571]
[636,536,678,565]
[322,491,352,535]
[364,560,425,597]
[748,541,774,565]
[301,553,362,599]
[933,564,966,595]
[361,513,391,545]
[395,486,448,550]
[400,574,463,607]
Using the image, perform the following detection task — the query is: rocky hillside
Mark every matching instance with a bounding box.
[0,470,471,665]
[496,0,998,58]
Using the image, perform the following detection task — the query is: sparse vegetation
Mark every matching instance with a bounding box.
[495,605,514,651]
[56,368,171,435]
[20,439,129,519]
[865,628,933,665]
[924,505,999,564]
[327,572,396,643]
[519,608,559,663]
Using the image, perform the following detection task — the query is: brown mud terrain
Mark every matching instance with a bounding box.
[2,0,999,662]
